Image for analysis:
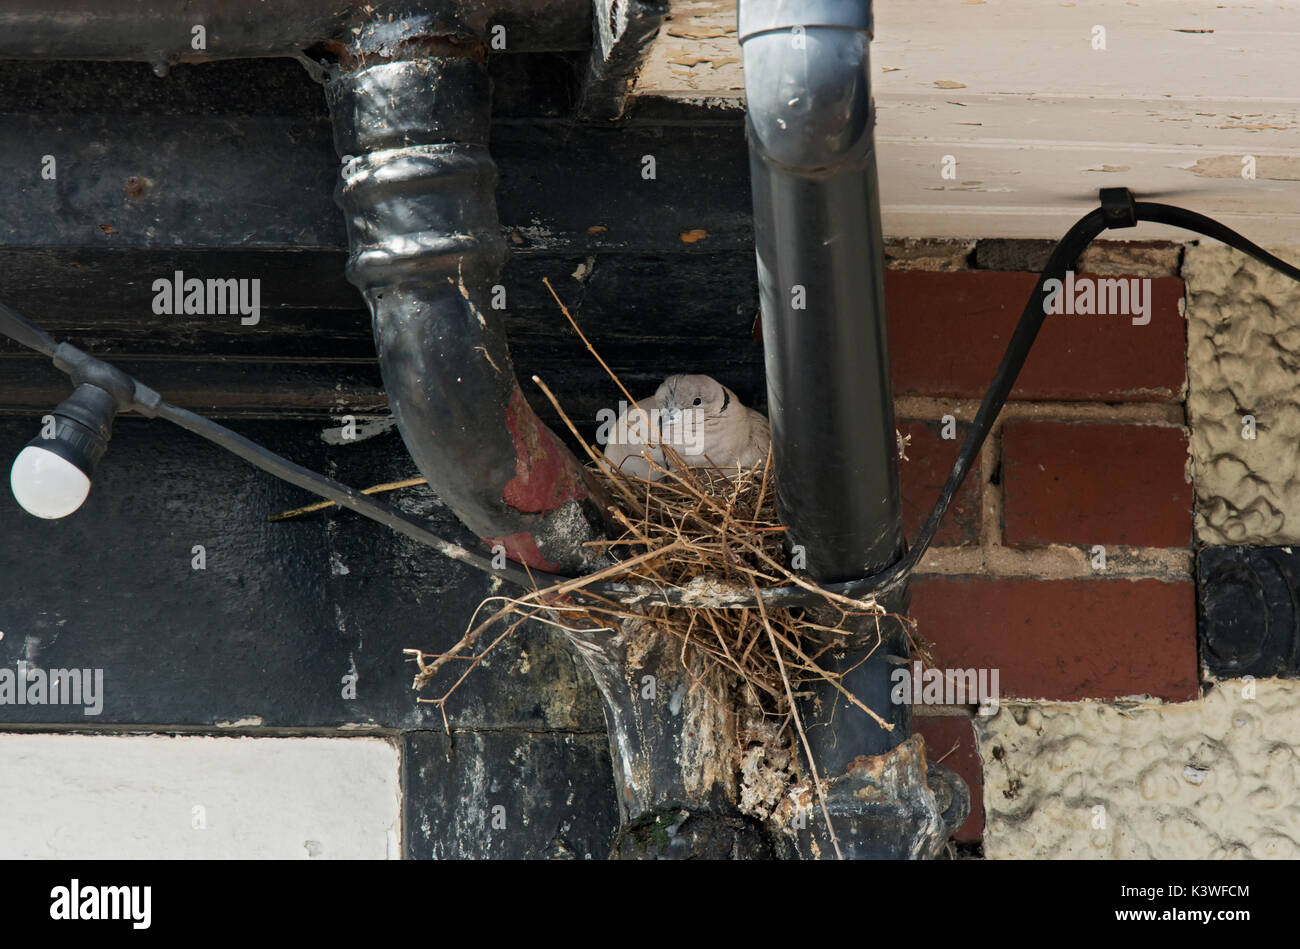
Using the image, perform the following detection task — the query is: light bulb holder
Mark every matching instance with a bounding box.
[51,340,161,418]
[28,382,118,478]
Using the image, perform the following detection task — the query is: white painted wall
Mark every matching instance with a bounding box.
[0,734,401,859]
[634,0,1300,242]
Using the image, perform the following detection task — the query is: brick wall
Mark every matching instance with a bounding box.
[885,241,1199,844]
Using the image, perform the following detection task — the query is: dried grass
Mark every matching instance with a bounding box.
[403,438,920,713]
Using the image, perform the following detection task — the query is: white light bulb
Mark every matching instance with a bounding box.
[10,445,91,519]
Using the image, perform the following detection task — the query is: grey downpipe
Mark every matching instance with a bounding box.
[739,0,968,857]
[741,0,902,583]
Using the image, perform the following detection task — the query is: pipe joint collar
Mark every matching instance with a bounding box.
[738,0,872,40]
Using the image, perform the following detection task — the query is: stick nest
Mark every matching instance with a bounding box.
[404,420,930,828]
[403,281,930,848]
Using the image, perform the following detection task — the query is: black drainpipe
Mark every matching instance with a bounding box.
[0,1,611,576]
[324,18,613,576]
[740,0,968,858]
[0,1,797,858]
[320,15,788,857]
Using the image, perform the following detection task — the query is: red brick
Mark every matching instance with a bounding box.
[899,418,980,546]
[886,271,1186,402]
[1001,421,1191,547]
[914,715,983,842]
[910,577,1198,702]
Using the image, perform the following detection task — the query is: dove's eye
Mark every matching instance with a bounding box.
[693,397,702,406]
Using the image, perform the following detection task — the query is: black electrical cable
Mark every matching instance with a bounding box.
[572,204,1112,607]
[155,399,830,606]
[0,300,57,357]
[1,190,1297,610]
[880,206,1110,587]
[587,194,1300,606]
[1137,201,1300,281]
[155,402,549,591]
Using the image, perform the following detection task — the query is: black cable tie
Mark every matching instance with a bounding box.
[1100,187,1138,229]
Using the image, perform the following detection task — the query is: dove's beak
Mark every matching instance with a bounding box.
[659,407,681,441]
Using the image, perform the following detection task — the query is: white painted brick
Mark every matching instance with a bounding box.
[0,734,401,859]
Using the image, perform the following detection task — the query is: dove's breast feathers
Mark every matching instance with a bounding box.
[602,393,664,480]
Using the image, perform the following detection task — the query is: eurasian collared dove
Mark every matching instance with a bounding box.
[603,374,770,482]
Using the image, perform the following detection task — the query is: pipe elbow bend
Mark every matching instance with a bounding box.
[738,0,878,175]
[740,26,873,174]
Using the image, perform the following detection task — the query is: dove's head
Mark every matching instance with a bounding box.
[654,374,732,453]
[655,374,731,420]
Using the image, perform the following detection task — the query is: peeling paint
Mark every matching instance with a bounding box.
[499,386,591,516]
[1188,155,1300,180]
[216,716,264,728]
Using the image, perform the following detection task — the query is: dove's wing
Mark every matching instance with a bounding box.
[603,392,665,481]
[684,400,770,474]
[735,407,771,468]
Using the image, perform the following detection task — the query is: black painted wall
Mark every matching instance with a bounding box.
[0,59,765,425]
[0,56,760,858]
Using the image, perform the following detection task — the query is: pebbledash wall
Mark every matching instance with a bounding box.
[893,236,1300,859]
